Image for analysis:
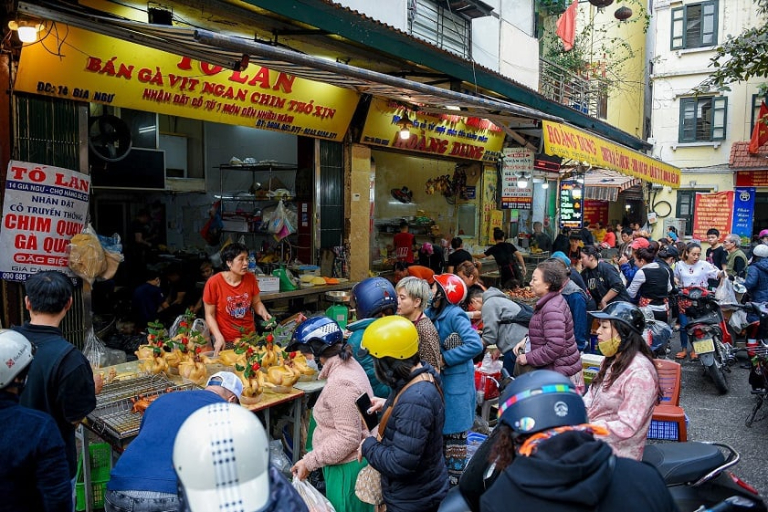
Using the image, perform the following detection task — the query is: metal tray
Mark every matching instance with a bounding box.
[89,377,197,440]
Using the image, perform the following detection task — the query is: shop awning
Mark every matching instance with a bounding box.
[20,2,562,125]
[542,121,681,188]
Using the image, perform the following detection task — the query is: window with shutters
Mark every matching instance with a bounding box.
[679,96,727,142]
[409,0,471,59]
[671,0,718,50]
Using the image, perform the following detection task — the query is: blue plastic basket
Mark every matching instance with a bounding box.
[647,414,689,441]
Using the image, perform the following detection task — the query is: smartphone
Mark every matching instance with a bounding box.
[355,393,378,431]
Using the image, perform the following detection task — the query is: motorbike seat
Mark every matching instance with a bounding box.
[643,442,726,485]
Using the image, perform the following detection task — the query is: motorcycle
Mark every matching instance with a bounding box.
[680,287,735,394]
[734,302,768,427]
[644,442,766,512]
[440,434,767,512]
[640,306,673,358]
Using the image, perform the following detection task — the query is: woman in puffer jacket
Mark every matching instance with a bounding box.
[513,260,583,386]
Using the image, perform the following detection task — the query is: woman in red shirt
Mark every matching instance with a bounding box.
[204,243,271,354]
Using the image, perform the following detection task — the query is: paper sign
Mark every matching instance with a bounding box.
[692,191,734,241]
[0,161,90,282]
[501,149,534,209]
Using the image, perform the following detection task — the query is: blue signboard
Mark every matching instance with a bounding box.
[732,187,756,242]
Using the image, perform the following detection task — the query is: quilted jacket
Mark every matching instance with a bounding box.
[526,291,582,377]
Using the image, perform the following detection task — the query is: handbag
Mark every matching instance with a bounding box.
[355,373,442,506]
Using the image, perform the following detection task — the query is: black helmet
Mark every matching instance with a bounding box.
[498,370,587,436]
[658,245,679,260]
[589,301,645,334]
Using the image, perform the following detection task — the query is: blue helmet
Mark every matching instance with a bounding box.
[498,370,587,437]
[351,277,397,319]
[286,316,343,356]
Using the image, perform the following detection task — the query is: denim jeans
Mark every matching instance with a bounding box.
[679,312,689,350]
[104,490,179,512]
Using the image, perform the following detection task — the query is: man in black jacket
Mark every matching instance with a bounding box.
[480,371,677,512]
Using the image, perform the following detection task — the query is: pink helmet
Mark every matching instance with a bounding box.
[760,229,768,239]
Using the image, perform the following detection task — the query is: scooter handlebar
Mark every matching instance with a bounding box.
[696,495,758,511]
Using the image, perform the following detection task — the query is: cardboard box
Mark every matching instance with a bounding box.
[257,275,280,294]
[581,354,605,386]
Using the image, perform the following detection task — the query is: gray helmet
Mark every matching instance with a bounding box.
[589,301,646,334]
[0,330,34,389]
[498,370,587,436]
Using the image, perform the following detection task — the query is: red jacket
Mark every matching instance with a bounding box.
[526,291,582,377]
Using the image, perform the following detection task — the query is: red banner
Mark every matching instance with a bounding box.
[583,200,609,226]
[735,171,768,187]
[692,191,734,241]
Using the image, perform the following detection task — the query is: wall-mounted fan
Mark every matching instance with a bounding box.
[88,114,132,162]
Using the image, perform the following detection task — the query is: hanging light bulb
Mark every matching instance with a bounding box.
[397,112,413,140]
[8,20,44,43]
[517,175,529,188]
[542,181,549,190]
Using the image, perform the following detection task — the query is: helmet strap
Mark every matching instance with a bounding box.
[517,423,609,457]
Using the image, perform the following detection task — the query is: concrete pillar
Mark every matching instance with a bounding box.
[347,144,372,282]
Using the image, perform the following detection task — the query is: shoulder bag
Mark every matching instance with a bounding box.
[355,373,442,508]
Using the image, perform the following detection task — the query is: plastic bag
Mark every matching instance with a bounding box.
[715,278,737,304]
[292,476,336,512]
[269,439,292,476]
[729,309,749,333]
[478,351,503,374]
[68,224,107,285]
[83,327,107,369]
[191,318,211,345]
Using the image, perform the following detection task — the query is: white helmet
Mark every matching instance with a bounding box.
[173,402,271,512]
[0,330,34,389]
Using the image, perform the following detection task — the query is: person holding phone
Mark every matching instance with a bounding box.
[357,316,449,512]
[287,317,373,512]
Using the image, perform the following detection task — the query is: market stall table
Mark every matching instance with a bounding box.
[77,360,316,511]
[260,281,356,311]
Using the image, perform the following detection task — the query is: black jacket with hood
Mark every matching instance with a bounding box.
[480,431,678,512]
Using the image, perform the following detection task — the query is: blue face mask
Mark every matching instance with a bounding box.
[306,358,319,372]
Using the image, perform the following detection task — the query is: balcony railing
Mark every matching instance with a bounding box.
[539,58,608,119]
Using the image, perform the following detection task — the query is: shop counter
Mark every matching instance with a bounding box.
[260,281,356,310]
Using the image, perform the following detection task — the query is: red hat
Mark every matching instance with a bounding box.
[630,237,650,250]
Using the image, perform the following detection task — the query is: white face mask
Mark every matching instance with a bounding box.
[305,359,319,372]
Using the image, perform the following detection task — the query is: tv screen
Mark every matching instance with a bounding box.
[90,148,166,190]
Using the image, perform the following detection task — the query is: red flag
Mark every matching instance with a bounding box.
[749,101,768,155]
[556,1,578,51]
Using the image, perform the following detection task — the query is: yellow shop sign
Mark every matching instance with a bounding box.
[15,26,360,142]
[360,98,505,162]
[542,121,681,188]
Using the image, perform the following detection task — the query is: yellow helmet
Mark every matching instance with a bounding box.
[361,316,419,359]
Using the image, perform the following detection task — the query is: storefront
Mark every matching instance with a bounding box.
[732,144,768,240]
[356,98,505,269]
[541,121,682,237]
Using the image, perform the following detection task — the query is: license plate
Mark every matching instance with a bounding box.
[692,338,715,354]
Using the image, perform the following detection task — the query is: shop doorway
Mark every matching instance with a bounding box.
[754,192,768,239]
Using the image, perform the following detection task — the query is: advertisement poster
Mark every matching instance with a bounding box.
[542,121,681,188]
[583,200,609,226]
[692,191,735,241]
[732,187,756,242]
[559,181,583,229]
[0,161,90,282]
[360,98,505,162]
[16,25,359,142]
[501,149,533,209]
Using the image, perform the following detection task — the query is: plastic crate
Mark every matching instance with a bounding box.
[646,414,689,441]
[75,443,112,511]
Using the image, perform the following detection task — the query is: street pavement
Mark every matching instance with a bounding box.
[669,333,768,498]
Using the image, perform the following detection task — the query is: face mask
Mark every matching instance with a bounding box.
[305,359,319,372]
[598,335,622,357]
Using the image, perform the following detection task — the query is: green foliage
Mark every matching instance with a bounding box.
[536,0,569,16]
[692,0,768,95]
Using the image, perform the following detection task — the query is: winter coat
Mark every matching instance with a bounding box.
[561,279,589,352]
[361,364,449,512]
[348,318,391,398]
[426,303,483,434]
[303,356,373,471]
[526,291,581,377]
[479,431,677,512]
[481,287,529,355]
[745,258,768,305]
